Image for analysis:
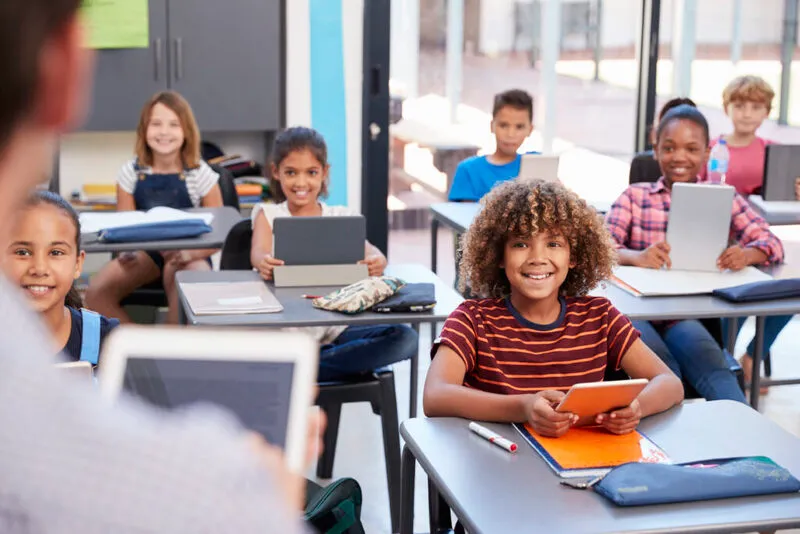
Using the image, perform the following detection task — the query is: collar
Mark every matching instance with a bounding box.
[651,176,670,193]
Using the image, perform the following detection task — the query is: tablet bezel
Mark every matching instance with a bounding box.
[555,378,649,419]
[98,326,318,473]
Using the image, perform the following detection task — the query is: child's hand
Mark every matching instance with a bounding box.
[524,390,578,438]
[595,399,642,435]
[717,245,748,271]
[359,254,387,277]
[256,254,284,280]
[635,242,671,269]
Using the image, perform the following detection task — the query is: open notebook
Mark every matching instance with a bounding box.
[514,423,669,479]
[182,281,283,315]
[80,207,214,234]
[611,265,772,297]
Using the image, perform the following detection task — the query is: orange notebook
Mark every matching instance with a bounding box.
[513,423,669,478]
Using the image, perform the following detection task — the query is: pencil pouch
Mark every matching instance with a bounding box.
[97,219,212,243]
[312,277,405,314]
[592,456,800,506]
[712,278,800,303]
[372,283,436,313]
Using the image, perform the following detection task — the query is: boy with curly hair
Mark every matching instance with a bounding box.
[424,180,683,437]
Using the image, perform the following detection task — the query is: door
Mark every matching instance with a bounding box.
[168,0,283,131]
[83,0,168,131]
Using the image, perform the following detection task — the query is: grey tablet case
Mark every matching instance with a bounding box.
[763,144,800,201]
[666,183,734,272]
[273,215,365,266]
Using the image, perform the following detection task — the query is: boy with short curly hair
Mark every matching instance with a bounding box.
[424,179,683,438]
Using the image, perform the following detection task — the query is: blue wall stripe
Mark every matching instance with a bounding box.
[309,0,348,206]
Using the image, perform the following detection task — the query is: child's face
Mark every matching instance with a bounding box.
[491,106,533,157]
[273,148,328,208]
[503,230,572,305]
[726,100,769,136]
[4,204,84,314]
[654,119,709,184]
[146,103,185,160]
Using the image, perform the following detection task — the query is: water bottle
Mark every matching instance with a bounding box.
[707,139,729,184]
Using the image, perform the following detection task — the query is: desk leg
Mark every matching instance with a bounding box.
[410,324,420,418]
[428,478,453,534]
[725,316,738,354]
[431,218,439,274]
[399,445,416,534]
[749,316,766,410]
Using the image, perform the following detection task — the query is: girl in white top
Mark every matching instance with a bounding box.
[251,127,418,381]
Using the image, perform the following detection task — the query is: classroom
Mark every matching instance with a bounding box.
[4,0,800,533]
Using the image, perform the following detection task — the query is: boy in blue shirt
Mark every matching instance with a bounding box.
[448,89,535,201]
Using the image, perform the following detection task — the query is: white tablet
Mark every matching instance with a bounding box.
[98,326,318,472]
[518,154,560,182]
[555,379,648,418]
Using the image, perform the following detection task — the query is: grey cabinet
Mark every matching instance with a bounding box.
[82,0,282,132]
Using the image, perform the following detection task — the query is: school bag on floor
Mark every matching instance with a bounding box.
[304,478,365,534]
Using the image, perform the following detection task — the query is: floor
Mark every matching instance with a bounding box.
[310,227,800,534]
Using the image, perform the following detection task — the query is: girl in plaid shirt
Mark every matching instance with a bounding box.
[606,105,784,402]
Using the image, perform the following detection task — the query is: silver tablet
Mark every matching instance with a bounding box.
[98,326,318,472]
[273,215,365,266]
[518,154,560,182]
[667,183,734,272]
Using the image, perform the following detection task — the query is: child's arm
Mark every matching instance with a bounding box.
[116,187,135,211]
[718,194,784,270]
[606,188,672,269]
[251,211,283,280]
[447,162,479,202]
[200,184,223,208]
[423,346,576,437]
[359,241,387,276]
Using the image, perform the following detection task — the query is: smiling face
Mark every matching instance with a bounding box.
[726,100,770,138]
[4,204,84,314]
[503,230,572,308]
[273,148,328,209]
[654,118,710,185]
[145,102,185,161]
[491,105,534,158]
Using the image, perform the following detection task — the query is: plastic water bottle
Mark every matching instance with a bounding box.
[707,139,729,184]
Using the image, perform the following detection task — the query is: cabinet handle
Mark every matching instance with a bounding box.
[154,38,162,81]
[174,37,183,81]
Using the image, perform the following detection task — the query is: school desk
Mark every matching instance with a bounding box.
[81,206,242,254]
[399,400,800,534]
[749,195,800,226]
[175,263,465,418]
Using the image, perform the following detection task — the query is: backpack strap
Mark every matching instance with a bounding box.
[79,309,102,365]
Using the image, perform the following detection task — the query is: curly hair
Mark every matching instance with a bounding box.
[459,179,616,298]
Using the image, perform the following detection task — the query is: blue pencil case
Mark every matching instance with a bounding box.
[97,219,212,243]
[592,457,800,506]
[712,278,800,303]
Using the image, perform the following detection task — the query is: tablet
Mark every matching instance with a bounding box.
[555,379,648,418]
[98,326,318,472]
[273,216,365,266]
[518,154,560,182]
[666,183,734,271]
[763,144,800,201]
[55,360,94,380]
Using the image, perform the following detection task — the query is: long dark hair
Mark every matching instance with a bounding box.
[269,126,329,202]
[25,190,83,309]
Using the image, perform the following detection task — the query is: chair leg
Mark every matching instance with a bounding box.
[378,372,402,534]
[316,402,342,479]
[764,351,772,378]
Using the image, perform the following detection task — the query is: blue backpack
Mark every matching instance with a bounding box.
[79,309,101,366]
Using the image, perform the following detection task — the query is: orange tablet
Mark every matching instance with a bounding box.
[555,379,648,418]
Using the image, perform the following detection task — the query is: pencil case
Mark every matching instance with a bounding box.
[97,219,212,243]
[712,278,800,303]
[591,456,800,506]
[372,283,436,312]
[312,277,405,314]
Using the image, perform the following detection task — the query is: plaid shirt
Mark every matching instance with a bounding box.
[605,178,784,264]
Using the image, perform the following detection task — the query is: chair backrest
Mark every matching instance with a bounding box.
[629,150,662,184]
[210,163,240,211]
[220,219,253,270]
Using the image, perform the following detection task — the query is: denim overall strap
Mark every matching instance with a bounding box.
[132,160,193,210]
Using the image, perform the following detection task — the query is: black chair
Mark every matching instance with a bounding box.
[629,150,661,184]
[219,224,404,532]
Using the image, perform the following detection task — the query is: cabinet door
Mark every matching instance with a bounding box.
[82,0,169,131]
[167,0,282,131]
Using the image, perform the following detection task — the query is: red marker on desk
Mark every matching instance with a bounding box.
[468,422,517,453]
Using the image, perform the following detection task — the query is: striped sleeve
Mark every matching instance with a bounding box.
[433,302,479,373]
[605,303,640,370]
[192,161,221,199]
[116,160,138,194]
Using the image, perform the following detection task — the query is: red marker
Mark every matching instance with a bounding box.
[302,294,322,299]
[468,422,517,453]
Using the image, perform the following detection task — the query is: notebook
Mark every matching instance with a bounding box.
[611,265,772,297]
[80,207,214,235]
[181,281,283,315]
[513,423,669,479]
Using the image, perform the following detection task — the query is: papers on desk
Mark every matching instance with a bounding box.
[612,266,773,297]
[749,195,800,214]
[79,207,214,234]
[182,281,283,315]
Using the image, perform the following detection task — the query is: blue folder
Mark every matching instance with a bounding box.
[97,219,212,243]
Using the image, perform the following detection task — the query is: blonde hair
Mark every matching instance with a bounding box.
[722,75,775,112]
[135,91,201,169]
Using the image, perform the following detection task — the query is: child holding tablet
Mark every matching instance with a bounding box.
[423,179,683,438]
[85,91,223,325]
[4,191,118,364]
[250,126,418,381]
[606,105,784,402]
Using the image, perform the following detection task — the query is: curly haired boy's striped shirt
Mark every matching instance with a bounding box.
[433,296,641,394]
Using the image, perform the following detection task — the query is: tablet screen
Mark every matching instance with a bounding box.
[122,357,295,448]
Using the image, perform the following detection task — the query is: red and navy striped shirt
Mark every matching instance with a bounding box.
[434,296,640,394]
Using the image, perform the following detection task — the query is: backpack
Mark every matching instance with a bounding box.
[79,308,101,365]
[304,478,365,534]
